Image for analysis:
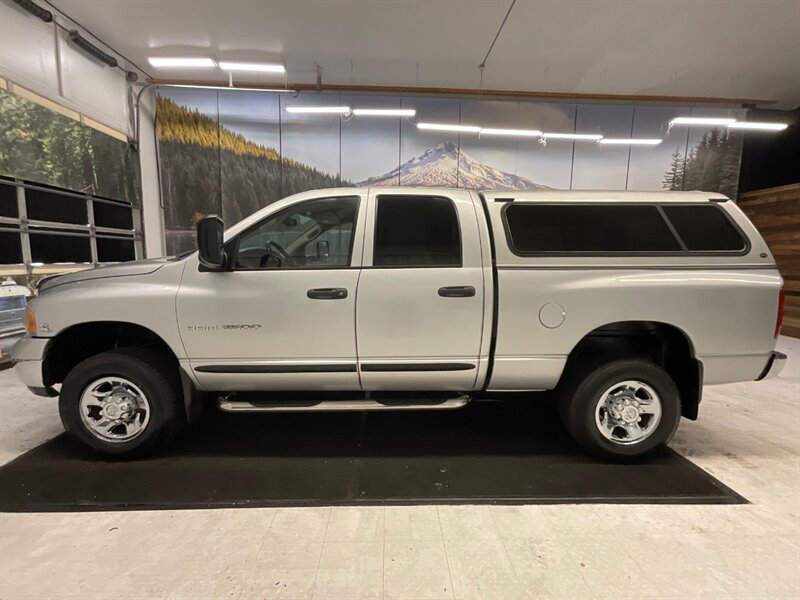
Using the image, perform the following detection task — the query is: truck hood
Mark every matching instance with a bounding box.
[37,258,172,293]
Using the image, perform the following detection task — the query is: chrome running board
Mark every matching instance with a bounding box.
[218,395,471,413]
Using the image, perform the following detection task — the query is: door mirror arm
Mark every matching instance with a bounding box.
[197,215,227,272]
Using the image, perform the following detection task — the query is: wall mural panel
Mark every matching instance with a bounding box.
[156,89,746,254]
[515,102,576,189]
[0,88,140,204]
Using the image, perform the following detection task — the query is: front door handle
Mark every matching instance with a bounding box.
[307,287,348,300]
[438,286,476,298]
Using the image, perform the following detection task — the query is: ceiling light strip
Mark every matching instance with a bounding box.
[670,117,737,126]
[285,106,351,114]
[542,132,603,141]
[352,108,416,117]
[218,62,285,73]
[728,121,788,131]
[479,128,542,137]
[599,138,662,145]
[148,57,216,68]
[417,122,481,133]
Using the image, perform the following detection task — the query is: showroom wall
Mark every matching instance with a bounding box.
[0,1,144,275]
[157,88,747,254]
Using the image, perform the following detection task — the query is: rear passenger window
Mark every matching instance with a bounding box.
[503,204,681,254]
[661,205,747,252]
[374,196,461,267]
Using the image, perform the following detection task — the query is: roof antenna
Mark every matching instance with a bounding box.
[315,64,322,92]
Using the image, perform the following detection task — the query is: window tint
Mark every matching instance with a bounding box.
[661,205,746,252]
[26,188,88,225]
[29,232,91,263]
[374,196,461,267]
[94,201,134,230]
[0,230,23,264]
[97,237,136,262]
[234,196,359,269]
[504,204,681,253]
[0,184,17,218]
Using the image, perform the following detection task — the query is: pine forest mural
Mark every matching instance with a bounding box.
[662,129,742,199]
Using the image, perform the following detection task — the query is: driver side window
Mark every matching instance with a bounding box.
[232,196,359,270]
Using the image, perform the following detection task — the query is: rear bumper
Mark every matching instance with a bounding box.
[756,351,788,381]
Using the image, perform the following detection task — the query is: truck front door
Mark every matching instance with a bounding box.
[355,190,489,391]
[176,193,366,391]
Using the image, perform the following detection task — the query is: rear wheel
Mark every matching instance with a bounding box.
[559,359,681,460]
[59,347,184,457]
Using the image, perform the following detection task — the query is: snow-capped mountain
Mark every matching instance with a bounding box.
[358,142,549,190]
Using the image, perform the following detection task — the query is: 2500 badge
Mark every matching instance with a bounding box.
[187,324,262,332]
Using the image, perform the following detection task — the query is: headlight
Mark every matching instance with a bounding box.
[25,308,37,336]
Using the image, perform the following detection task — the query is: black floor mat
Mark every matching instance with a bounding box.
[0,400,746,511]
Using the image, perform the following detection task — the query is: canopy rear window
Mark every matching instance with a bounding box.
[502,202,748,255]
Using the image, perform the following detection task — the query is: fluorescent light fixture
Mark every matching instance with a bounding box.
[670,117,737,126]
[148,57,216,68]
[728,121,789,131]
[218,61,285,73]
[599,138,662,145]
[542,132,603,141]
[417,122,481,133]
[480,127,542,137]
[285,106,350,114]
[352,108,416,117]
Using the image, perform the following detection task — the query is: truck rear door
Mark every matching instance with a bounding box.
[355,189,491,391]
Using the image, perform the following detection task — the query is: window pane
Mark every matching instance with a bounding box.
[29,232,91,263]
[0,184,18,218]
[0,231,23,264]
[234,196,359,269]
[504,204,681,253]
[97,237,136,262]
[374,196,461,266]
[94,201,134,230]
[26,188,88,225]
[662,205,746,252]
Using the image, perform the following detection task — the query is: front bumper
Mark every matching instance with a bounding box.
[756,351,788,381]
[10,337,51,394]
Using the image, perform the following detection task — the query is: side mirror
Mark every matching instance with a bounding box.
[197,215,226,271]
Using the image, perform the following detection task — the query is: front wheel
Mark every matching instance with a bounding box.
[59,347,184,457]
[559,359,681,460]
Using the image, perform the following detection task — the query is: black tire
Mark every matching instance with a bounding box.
[59,347,184,457]
[559,359,681,460]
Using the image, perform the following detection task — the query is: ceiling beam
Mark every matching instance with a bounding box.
[145,79,776,107]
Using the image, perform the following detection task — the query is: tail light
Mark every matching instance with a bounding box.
[775,287,785,338]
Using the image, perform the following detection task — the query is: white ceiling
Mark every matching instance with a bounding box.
[50,0,800,107]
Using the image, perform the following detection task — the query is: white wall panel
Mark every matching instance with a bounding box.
[57,28,128,133]
[0,2,59,95]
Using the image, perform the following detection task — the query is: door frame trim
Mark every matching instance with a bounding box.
[195,363,358,373]
[359,362,476,372]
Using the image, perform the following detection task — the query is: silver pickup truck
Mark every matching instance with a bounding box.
[12,188,787,459]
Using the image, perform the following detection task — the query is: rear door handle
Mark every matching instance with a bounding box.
[307,287,348,300]
[438,286,476,298]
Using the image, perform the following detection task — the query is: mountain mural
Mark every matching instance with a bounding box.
[359,142,549,190]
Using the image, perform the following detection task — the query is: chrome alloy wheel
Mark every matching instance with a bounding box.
[594,380,662,446]
[79,377,151,443]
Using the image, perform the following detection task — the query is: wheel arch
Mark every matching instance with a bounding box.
[43,321,200,422]
[561,320,702,420]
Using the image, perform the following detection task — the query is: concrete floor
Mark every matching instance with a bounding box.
[0,337,798,600]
